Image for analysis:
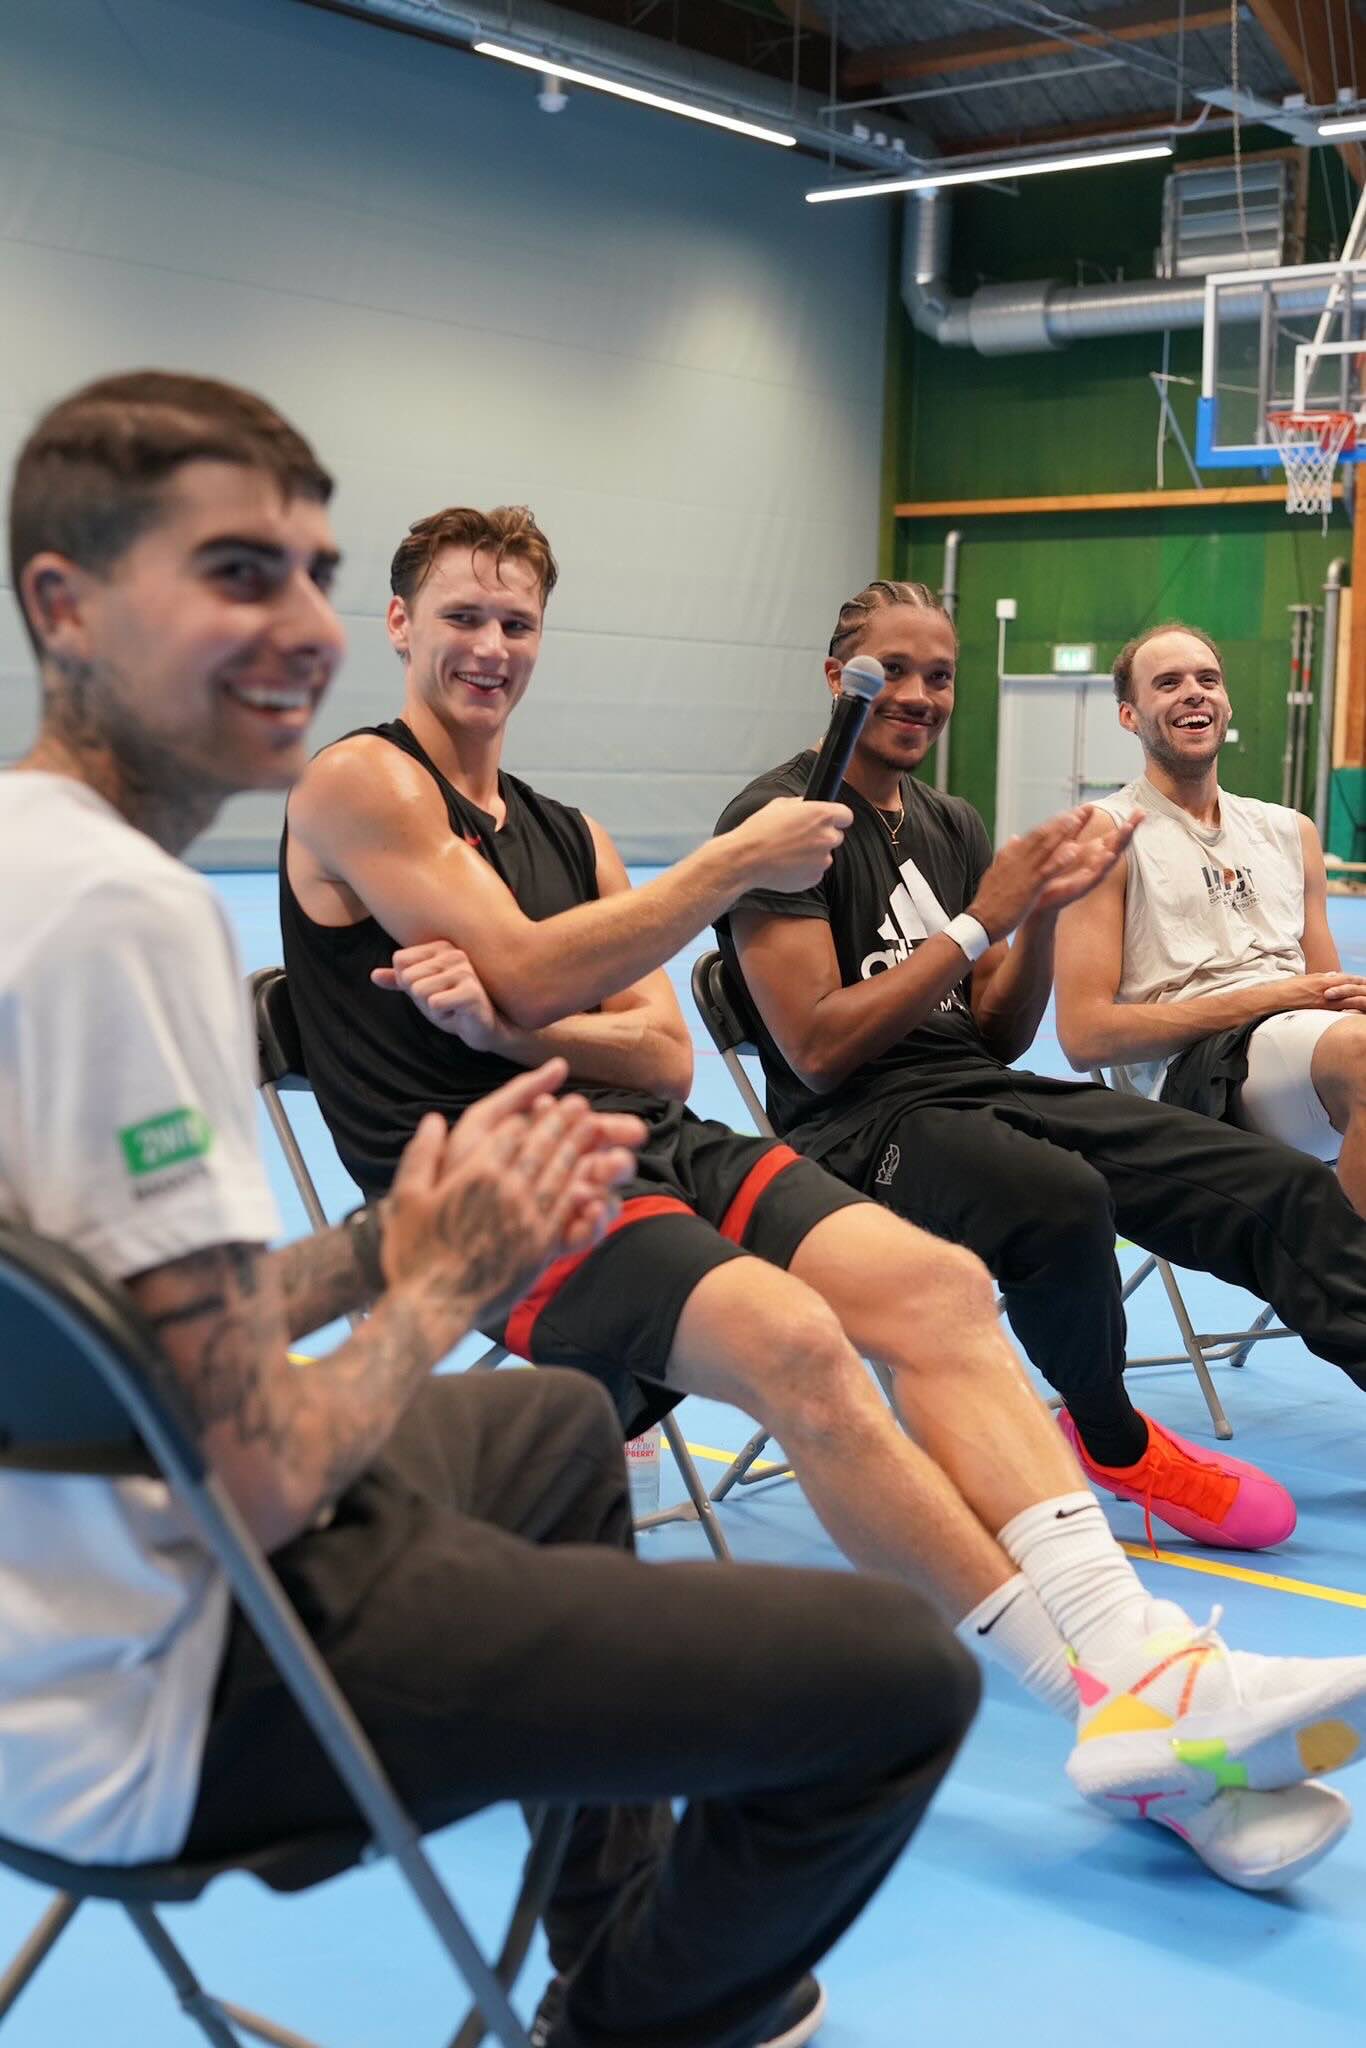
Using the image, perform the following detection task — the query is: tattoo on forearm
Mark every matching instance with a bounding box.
[133,1239,439,1520]
[132,1157,567,1527]
[270,1226,376,1340]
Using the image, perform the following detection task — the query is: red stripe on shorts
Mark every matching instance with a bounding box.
[718,1144,801,1247]
[504,1193,695,1360]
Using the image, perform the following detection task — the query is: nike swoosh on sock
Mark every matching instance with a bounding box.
[977,1586,1027,1637]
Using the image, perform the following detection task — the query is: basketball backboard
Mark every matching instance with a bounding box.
[1198,259,1366,470]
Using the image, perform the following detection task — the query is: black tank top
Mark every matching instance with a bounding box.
[279,719,679,1196]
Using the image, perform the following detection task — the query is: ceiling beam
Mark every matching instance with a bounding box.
[535,0,833,94]
[1246,0,1366,182]
[843,2,1227,91]
[933,107,1182,157]
[765,0,829,25]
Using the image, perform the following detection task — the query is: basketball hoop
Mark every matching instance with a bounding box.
[1265,410,1356,520]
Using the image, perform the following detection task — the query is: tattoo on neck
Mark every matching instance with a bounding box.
[25,656,226,853]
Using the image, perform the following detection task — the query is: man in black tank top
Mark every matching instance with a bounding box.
[282,507,1366,1896]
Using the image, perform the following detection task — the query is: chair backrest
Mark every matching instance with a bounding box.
[690,949,761,1057]
[251,966,308,1090]
[0,1227,158,1475]
[690,950,775,1139]
[0,1220,534,2046]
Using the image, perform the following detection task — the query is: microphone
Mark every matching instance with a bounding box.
[804,655,885,803]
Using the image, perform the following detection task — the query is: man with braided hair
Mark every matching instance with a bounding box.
[717,576,1366,1552]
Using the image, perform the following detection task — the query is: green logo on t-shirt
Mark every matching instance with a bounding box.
[119,1108,214,1178]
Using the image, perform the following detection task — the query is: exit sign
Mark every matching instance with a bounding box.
[1052,642,1097,673]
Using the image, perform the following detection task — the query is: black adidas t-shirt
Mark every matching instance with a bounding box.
[714,752,1000,1155]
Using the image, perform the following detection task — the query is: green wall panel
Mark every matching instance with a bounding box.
[899,512,1348,839]
[889,144,1355,841]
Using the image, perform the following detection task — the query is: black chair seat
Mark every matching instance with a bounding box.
[0,1824,369,1904]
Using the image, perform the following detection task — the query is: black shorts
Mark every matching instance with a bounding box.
[491,1112,867,1429]
[1159,1022,1259,1124]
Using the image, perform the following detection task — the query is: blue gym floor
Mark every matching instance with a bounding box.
[6,875,1366,2044]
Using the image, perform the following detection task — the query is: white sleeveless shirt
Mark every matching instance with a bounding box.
[1092,776,1306,1097]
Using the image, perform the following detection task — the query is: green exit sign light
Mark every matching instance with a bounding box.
[1052,643,1097,673]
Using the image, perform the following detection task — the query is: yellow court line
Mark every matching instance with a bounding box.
[1116,1543,1366,1611]
[677,1437,1366,1612]
[283,1405,1366,1614]
[681,1437,783,1475]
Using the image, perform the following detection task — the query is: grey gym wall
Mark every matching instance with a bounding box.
[0,0,887,864]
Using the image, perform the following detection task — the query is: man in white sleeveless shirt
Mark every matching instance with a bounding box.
[1055,622,1366,1214]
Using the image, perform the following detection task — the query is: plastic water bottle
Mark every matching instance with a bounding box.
[627,1421,663,1518]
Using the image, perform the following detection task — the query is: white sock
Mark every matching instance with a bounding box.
[997,1492,1187,1669]
[958,1574,1076,1718]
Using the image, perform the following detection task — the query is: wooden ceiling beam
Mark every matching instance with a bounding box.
[843,2,1227,91]
[765,0,829,27]
[933,107,1177,157]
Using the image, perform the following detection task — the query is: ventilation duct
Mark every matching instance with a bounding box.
[902,190,1338,355]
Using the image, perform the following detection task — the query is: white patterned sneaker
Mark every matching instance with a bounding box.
[1067,1607,1366,1811]
[1144,1781,1352,1890]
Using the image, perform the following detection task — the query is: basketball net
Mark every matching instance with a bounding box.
[1265,410,1356,521]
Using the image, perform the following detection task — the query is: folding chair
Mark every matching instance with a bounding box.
[0,1220,572,2048]
[689,953,815,1503]
[1088,1065,1294,1441]
[249,969,733,1562]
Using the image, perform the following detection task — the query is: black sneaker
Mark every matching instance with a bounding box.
[528,1972,826,2047]
[756,1975,827,2047]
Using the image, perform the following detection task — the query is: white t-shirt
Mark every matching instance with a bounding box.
[1094,775,1306,1098]
[0,773,280,1861]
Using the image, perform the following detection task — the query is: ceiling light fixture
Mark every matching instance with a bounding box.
[1319,112,1366,137]
[473,42,797,148]
[805,140,1174,204]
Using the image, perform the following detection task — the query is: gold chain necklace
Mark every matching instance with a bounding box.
[874,790,906,847]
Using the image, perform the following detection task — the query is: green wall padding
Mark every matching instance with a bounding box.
[888,144,1356,840]
[1329,768,1366,863]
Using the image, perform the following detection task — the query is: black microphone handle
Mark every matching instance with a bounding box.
[804,690,873,803]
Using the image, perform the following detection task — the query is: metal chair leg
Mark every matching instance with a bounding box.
[1154,1259,1233,1441]
[0,1893,79,2022]
[261,1087,331,1235]
[633,1415,733,1560]
[124,1906,245,2048]
[709,1426,775,1503]
[448,1808,576,2048]
[1119,1253,1158,1304]
[214,2003,328,2048]
[1227,1302,1277,1369]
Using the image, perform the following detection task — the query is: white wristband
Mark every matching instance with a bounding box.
[942,913,990,964]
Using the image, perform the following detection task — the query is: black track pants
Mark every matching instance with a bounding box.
[185,1370,977,2048]
[836,1064,1366,1457]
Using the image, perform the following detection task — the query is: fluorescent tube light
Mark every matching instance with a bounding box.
[806,141,1173,204]
[1319,113,1366,137]
[473,42,797,147]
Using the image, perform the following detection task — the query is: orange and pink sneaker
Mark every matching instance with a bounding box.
[1058,1408,1296,1550]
